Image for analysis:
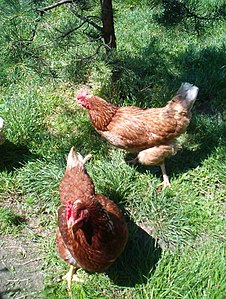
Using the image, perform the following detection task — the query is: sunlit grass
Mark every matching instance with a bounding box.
[0,0,225,298]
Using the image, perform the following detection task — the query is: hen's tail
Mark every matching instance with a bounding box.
[177,82,199,104]
[66,147,92,171]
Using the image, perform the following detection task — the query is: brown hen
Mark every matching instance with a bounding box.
[56,147,128,290]
[76,83,199,188]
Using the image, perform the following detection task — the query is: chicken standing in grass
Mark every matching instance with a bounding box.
[56,147,128,290]
[76,83,199,188]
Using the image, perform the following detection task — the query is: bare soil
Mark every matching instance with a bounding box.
[0,235,44,299]
[0,197,46,299]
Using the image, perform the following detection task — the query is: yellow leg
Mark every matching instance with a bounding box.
[61,265,76,291]
[57,265,84,291]
[159,163,171,189]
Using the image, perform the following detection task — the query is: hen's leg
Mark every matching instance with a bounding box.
[56,229,84,289]
[62,265,76,290]
[129,156,171,189]
[127,157,138,164]
[56,265,84,290]
[159,163,171,189]
[135,147,175,189]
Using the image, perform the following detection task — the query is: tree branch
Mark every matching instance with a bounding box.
[69,7,103,32]
[37,0,73,14]
[74,43,104,61]
[37,0,102,32]
[57,21,87,38]
[180,1,223,21]
[28,19,41,42]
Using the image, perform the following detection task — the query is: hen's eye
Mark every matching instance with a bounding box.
[75,209,89,223]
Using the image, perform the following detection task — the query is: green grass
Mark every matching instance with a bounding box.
[0,0,225,298]
[0,206,26,234]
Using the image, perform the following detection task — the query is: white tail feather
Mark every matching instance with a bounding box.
[66,147,92,171]
[177,82,199,102]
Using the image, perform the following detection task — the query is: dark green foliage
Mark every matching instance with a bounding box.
[150,0,225,28]
[0,207,26,233]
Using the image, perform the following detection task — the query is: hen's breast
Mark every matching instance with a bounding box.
[57,198,128,273]
[56,227,81,268]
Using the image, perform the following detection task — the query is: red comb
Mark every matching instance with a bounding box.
[77,88,88,100]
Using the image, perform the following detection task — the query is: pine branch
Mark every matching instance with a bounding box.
[74,43,104,61]
[37,0,102,33]
[57,21,87,38]
[37,0,74,15]
[69,7,103,32]
[180,1,221,21]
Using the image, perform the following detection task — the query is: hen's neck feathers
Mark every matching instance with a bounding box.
[88,96,118,131]
[166,96,193,117]
[72,198,117,248]
[84,198,114,229]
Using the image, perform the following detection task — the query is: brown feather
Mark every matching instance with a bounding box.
[77,83,198,160]
[76,83,198,187]
[56,149,128,273]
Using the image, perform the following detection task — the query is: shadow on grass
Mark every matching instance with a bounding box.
[0,206,27,233]
[0,140,38,172]
[107,214,162,287]
[0,289,21,299]
[104,39,225,114]
[0,267,9,273]
[166,116,226,178]
[104,197,162,287]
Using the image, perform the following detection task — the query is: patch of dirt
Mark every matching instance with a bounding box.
[0,235,44,299]
[0,196,48,299]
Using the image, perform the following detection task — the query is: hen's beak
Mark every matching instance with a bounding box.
[72,222,77,230]
[71,223,78,238]
[67,217,74,230]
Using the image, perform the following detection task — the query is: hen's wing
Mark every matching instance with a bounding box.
[95,194,127,223]
[99,106,180,151]
[56,226,80,268]
[95,194,128,251]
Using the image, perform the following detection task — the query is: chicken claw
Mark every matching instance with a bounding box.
[159,163,171,189]
[55,265,84,291]
[157,179,171,190]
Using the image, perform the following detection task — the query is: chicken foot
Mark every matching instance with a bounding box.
[55,265,84,291]
[159,163,171,189]
[127,156,171,188]
[133,145,177,189]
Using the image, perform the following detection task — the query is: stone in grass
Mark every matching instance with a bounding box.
[0,116,5,145]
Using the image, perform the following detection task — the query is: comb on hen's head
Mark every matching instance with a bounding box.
[77,88,89,100]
